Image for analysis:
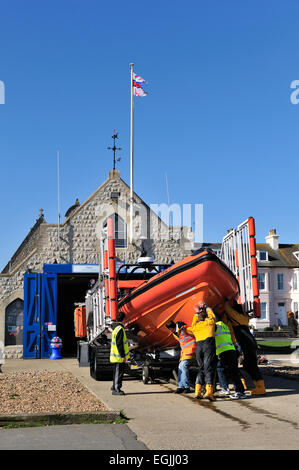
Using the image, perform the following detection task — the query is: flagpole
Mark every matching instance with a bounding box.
[130,62,134,244]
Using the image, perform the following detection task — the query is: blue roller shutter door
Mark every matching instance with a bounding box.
[23,273,42,358]
[23,273,57,358]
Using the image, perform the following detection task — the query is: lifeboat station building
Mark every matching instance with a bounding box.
[0,169,194,360]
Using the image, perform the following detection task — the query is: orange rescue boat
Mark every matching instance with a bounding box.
[119,249,239,352]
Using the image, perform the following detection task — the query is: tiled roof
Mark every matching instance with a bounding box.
[257,243,299,268]
[194,242,299,268]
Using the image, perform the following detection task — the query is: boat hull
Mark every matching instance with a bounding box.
[119,250,239,351]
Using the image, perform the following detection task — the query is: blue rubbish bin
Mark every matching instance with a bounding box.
[50,336,62,360]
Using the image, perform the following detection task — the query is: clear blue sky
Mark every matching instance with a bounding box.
[1,0,299,270]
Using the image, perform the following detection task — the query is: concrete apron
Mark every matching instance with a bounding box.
[3,358,299,450]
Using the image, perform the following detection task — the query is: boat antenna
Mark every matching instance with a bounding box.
[107,130,122,170]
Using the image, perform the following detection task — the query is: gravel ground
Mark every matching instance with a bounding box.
[260,364,299,381]
[1,363,298,417]
[0,370,107,415]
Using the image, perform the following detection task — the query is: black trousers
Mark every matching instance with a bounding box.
[234,326,262,381]
[195,337,217,386]
[218,349,245,393]
[112,362,125,391]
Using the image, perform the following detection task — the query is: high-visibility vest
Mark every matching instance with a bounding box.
[110,325,130,363]
[215,321,235,356]
[177,329,196,361]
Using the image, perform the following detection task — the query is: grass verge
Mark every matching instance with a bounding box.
[257,340,293,348]
[0,411,128,429]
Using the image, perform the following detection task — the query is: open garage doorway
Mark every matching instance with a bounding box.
[57,274,97,357]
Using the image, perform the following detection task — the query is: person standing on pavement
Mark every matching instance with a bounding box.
[187,302,217,401]
[110,312,130,395]
[288,311,298,337]
[166,320,196,394]
[224,300,266,396]
[215,318,246,400]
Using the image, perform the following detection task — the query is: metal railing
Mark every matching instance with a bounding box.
[221,217,260,317]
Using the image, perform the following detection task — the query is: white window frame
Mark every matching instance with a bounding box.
[260,302,267,320]
[293,251,299,261]
[103,213,127,249]
[258,272,266,291]
[293,272,298,291]
[257,250,269,262]
[277,273,284,291]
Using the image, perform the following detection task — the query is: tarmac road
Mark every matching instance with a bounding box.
[0,423,147,450]
[1,357,299,450]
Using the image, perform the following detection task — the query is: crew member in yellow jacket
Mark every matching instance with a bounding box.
[187,302,217,401]
[224,300,266,396]
[110,312,130,396]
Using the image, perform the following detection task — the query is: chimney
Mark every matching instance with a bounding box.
[265,229,279,250]
[108,169,120,180]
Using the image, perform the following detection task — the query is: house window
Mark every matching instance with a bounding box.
[260,302,267,320]
[104,214,127,248]
[258,251,268,262]
[258,273,266,290]
[5,299,24,346]
[293,251,299,261]
[293,273,298,291]
[277,274,284,290]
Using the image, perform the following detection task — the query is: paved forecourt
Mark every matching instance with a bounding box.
[2,358,299,450]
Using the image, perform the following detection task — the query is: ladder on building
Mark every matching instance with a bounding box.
[220,217,261,317]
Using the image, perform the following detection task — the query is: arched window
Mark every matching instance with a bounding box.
[5,299,24,346]
[104,214,127,248]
